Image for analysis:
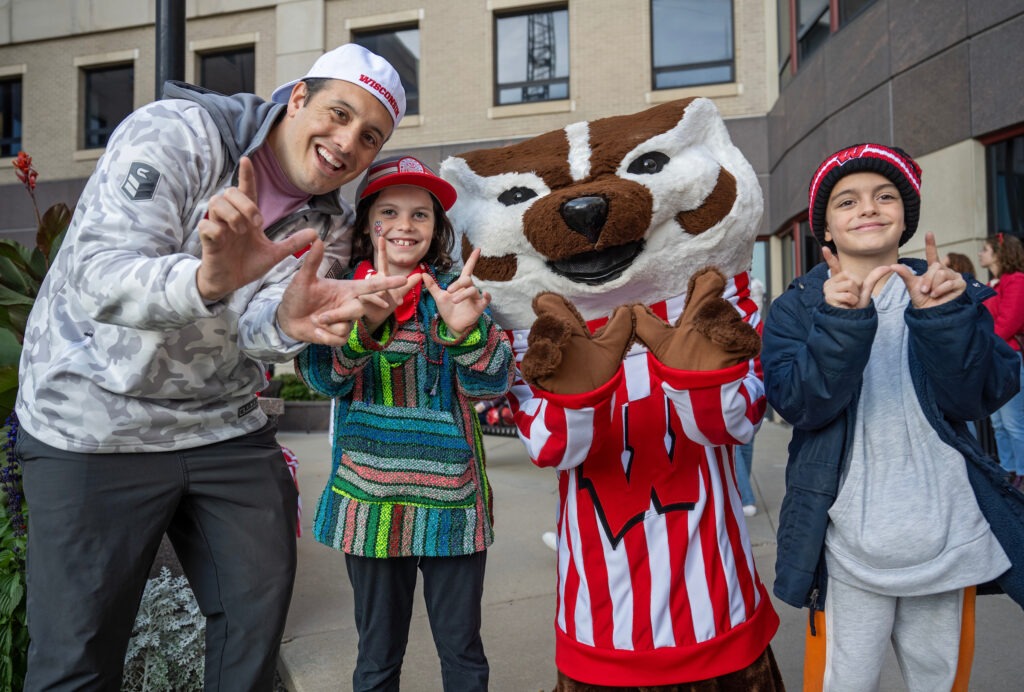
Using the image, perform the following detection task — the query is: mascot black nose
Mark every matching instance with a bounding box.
[560,196,608,244]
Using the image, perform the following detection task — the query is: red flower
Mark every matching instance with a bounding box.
[12,151,37,192]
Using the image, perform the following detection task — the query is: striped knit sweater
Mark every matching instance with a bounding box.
[296,269,514,558]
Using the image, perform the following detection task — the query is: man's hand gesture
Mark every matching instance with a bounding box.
[196,156,317,302]
[422,248,492,337]
[277,239,406,346]
[890,233,966,308]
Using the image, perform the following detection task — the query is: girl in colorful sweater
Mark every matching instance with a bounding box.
[296,155,514,692]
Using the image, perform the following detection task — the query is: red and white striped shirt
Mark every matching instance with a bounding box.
[507,272,778,686]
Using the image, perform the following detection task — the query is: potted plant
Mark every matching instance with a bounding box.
[274,372,331,432]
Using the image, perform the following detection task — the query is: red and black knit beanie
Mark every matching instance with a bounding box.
[808,143,922,250]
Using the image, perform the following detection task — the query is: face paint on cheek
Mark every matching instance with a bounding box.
[374,221,383,237]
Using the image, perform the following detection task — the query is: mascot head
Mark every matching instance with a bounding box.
[440,97,763,330]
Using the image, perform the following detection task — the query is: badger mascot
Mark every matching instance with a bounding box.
[441,98,784,691]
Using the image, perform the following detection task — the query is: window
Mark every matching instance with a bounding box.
[837,0,875,26]
[779,0,876,80]
[199,47,254,95]
[494,6,569,106]
[651,0,734,90]
[83,64,133,149]
[797,0,830,64]
[799,219,819,273]
[777,0,793,88]
[0,77,22,157]
[777,218,818,288]
[354,27,420,116]
[987,133,1024,236]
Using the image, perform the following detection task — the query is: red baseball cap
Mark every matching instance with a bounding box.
[356,155,457,211]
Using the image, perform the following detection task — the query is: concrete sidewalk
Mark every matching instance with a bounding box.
[276,421,1023,691]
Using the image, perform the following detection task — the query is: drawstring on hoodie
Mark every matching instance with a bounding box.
[808,587,821,636]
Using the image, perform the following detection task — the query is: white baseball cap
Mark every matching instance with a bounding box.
[271,44,406,128]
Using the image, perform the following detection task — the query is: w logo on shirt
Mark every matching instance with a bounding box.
[579,398,701,546]
[121,162,161,201]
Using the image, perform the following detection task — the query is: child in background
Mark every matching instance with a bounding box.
[763,143,1024,691]
[943,251,976,276]
[296,155,514,692]
[735,276,766,517]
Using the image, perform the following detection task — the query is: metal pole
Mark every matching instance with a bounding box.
[155,0,186,100]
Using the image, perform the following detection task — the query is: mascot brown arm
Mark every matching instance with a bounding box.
[633,267,760,371]
[520,293,635,395]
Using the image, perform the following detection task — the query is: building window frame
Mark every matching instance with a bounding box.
[0,65,25,159]
[776,216,817,288]
[982,125,1024,238]
[780,0,876,84]
[198,46,255,96]
[74,49,138,154]
[188,33,259,89]
[650,0,735,91]
[493,4,570,107]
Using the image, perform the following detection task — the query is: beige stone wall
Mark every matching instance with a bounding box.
[329,0,774,150]
[0,6,275,184]
[0,0,773,182]
[902,139,990,272]
[1,27,154,181]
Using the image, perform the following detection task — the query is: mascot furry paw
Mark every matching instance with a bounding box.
[441,98,783,691]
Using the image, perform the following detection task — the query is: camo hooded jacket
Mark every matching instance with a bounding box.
[16,81,354,453]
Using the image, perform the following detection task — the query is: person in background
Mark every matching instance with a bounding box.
[937,251,987,440]
[943,252,976,276]
[14,44,407,690]
[764,143,1024,691]
[734,276,766,517]
[978,233,1024,486]
[295,155,514,692]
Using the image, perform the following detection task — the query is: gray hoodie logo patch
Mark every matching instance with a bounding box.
[121,162,161,201]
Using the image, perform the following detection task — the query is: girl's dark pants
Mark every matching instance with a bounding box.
[345,550,489,692]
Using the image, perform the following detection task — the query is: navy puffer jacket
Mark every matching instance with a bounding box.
[763,258,1024,612]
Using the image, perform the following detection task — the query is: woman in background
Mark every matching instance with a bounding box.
[979,233,1024,486]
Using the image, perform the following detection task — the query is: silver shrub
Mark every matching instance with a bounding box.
[122,567,205,691]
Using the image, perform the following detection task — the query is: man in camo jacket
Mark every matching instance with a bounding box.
[14,44,407,690]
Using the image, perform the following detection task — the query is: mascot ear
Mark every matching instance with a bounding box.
[439,156,470,192]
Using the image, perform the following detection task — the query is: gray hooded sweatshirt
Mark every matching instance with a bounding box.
[16,82,354,453]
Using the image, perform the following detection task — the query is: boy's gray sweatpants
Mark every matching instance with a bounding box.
[823,575,967,692]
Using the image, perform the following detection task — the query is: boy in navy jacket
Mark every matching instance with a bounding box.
[762,144,1023,691]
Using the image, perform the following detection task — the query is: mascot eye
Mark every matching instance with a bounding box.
[627,152,670,175]
[497,187,538,206]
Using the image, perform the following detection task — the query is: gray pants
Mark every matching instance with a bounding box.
[17,422,297,691]
[823,576,966,692]
[345,551,489,692]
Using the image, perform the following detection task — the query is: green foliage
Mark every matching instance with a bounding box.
[274,373,329,401]
[0,153,70,687]
[0,499,28,692]
[0,158,71,420]
[122,567,206,691]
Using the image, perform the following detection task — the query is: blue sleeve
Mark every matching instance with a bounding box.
[905,292,1021,420]
[762,288,878,430]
